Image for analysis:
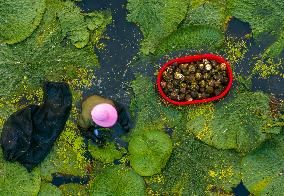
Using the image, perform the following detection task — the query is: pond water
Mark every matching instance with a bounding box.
[77,0,143,106]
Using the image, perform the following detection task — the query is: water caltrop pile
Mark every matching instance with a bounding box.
[160,59,230,101]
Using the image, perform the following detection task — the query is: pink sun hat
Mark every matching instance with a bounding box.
[91,103,118,128]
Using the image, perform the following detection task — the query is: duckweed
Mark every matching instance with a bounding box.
[88,142,126,164]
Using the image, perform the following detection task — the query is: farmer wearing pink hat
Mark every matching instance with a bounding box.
[91,103,117,127]
[78,95,132,132]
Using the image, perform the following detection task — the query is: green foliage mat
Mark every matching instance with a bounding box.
[130,75,184,130]
[147,126,242,195]
[228,0,284,58]
[129,129,173,176]
[130,75,240,195]
[89,166,146,195]
[127,0,188,54]
[127,0,227,55]
[88,141,126,163]
[156,25,224,55]
[187,91,282,153]
[241,132,284,195]
[130,74,283,195]
[0,140,41,196]
[229,0,283,36]
[38,183,62,196]
[58,1,112,48]
[183,0,228,30]
[127,0,284,59]
[0,0,46,44]
[59,183,88,196]
[0,0,112,99]
[58,1,90,48]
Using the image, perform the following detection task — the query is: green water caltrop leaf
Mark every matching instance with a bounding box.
[130,75,183,130]
[89,166,145,196]
[156,25,224,55]
[0,0,99,99]
[84,11,112,47]
[187,91,282,153]
[263,30,284,58]
[59,183,88,196]
[242,133,284,195]
[85,12,109,31]
[127,0,188,54]
[147,125,242,195]
[229,0,284,37]
[58,1,90,48]
[38,183,62,196]
[229,0,284,58]
[0,0,45,44]
[129,130,173,176]
[0,148,41,196]
[183,0,228,30]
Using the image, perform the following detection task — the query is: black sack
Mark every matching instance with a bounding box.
[1,82,72,171]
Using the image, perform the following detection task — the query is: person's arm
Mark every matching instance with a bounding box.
[112,101,134,132]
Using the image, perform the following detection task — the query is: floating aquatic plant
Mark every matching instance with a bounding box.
[147,125,242,195]
[58,1,91,48]
[0,145,41,195]
[183,0,229,31]
[59,183,88,196]
[130,75,241,193]
[0,0,46,44]
[252,57,284,79]
[38,183,62,196]
[127,0,188,54]
[58,1,112,49]
[229,0,284,58]
[130,72,283,195]
[129,129,173,176]
[127,0,227,55]
[223,37,249,66]
[187,91,282,153]
[127,0,284,60]
[156,25,224,55]
[130,74,184,130]
[89,166,146,195]
[242,133,284,195]
[0,0,112,99]
[88,141,126,164]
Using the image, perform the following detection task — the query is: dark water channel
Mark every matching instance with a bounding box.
[78,0,143,106]
[226,17,284,99]
[51,1,284,195]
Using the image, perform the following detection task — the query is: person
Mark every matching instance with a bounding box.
[78,95,133,144]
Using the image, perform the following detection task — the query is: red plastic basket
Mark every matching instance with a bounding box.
[157,54,233,105]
